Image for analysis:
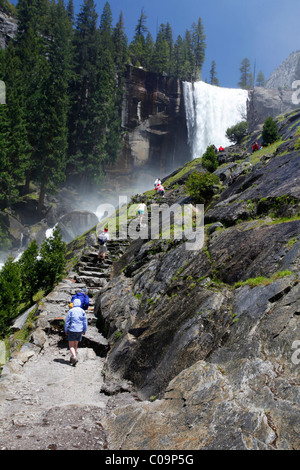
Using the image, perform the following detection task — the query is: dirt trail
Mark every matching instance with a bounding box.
[0,240,137,450]
[0,332,136,450]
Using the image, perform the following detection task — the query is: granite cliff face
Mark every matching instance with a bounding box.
[103,66,190,194]
[0,107,299,450]
[0,9,17,49]
[247,51,300,132]
[247,87,298,132]
[265,51,300,90]
[95,108,300,449]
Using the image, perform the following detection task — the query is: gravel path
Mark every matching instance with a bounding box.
[0,333,136,450]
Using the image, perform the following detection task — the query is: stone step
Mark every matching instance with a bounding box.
[74,275,108,288]
[77,270,110,279]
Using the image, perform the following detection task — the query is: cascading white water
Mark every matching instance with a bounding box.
[183,81,249,158]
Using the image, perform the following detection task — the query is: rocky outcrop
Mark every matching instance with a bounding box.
[247,86,298,131]
[57,210,99,244]
[0,9,17,49]
[246,52,300,131]
[103,66,190,194]
[94,108,300,449]
[265,51,300,90]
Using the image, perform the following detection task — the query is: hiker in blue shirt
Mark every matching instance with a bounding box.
[71,287,89,311]
[65,298,88,366]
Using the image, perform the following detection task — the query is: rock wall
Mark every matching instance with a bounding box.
[265,50,300,90]
[94,108,300,449]
[247,87,299,132]
[0,10,17,49]
[103,66,190,194]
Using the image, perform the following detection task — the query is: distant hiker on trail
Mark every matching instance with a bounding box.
[219,146,224,152]
[252,141,260,152]
[71,287,89,311]
[154,178,161,189]
[64,298,87,366]
[137,200,147,226]
[97,227,109,263]
[155,183,165,197]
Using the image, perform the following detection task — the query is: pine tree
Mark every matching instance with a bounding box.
[144,32,154,70]
[0,256,21,336]
[129,8,148,67]
[210,60,219,86]
[172,35,185,78]
[0,43,30,207]
[191,18,206,80]
[164,22,173,74]
[238,58,252,89]
[256,70,265,87]
[14,0,72,209]
[15,0,50,194]
[96,2,120,169]
[38,226,66,292]
[33,0,73,213]
[151,24,170,74]
[262,117,279,145]
[66,0,75,24]
[201,145,218,172]
[67,0,100,186]
[19,239,40,303]
[182,30,194,81]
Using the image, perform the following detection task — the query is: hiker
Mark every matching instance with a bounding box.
[71,287,89,311]
[154,178,161,189]
[64,298,87,366]
[252,141,259,152]
[137,200,147,226]
[97,227,110,263]
[156,183,165,197]
[219,146,224,152]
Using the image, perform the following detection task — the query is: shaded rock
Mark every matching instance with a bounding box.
[57,210,99,243]
[208,219,300,284]
[0,10,17,49]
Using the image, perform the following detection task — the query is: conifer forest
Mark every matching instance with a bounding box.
[0,0,206,211]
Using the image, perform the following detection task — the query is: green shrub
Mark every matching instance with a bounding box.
[185,171,220,203]
[262,116,279,145]
[0,257,21,337]
[226,121,248,144]
[201,145,218,173]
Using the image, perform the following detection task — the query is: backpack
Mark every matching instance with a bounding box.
[98,233,107,245]
[71,292,89,310]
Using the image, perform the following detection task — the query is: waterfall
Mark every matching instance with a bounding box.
[183,81,249,158]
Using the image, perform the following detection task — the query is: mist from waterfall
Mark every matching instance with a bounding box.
[183,81,249,158]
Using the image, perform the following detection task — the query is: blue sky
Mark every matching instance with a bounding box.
[11,0,300,88]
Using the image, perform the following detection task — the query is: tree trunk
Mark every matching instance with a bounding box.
[37,181,46,215]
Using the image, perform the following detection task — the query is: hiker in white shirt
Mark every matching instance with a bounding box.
[97,227,110,263]
[137,200,147,226]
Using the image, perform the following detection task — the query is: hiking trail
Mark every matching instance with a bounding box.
[0,238,136,450]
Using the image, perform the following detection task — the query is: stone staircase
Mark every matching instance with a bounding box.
[64,238,131,354]
[73,239,131,288]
